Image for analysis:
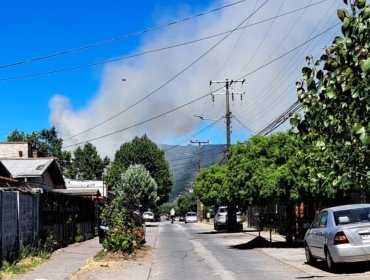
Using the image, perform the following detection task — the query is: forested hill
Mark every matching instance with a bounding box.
[160,144,226,201]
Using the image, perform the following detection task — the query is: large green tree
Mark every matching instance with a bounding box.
[227,133,306,205]
[193,164,229,207]
[112,135,173,205]
[291,0,370,198]
[64,142,110,180]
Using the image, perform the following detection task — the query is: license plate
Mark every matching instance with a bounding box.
[361,234,370,240]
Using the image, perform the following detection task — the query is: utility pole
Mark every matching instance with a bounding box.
[190,140,209,170]
[209,78,245,232]
[209,79,245,160]
[190,140,209,222]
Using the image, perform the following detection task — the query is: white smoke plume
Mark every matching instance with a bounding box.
[50,0,342,158]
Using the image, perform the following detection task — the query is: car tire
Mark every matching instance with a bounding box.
[325,248,336,272]
[214,223,218,230]
[304,244,316,265]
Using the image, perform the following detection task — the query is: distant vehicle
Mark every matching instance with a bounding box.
[179,216,185,222]
[304,204,370,271]
[143,211,154,222]
[185,212,197,223]
[214,206,243,231]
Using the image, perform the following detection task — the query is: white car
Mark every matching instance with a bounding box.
[214,206,243,231]
[185,212,197,223]
[143,211,154,222]
[304,204,370,271]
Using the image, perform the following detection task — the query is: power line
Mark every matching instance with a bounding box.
[61,0,270,143]
[0,0,248,70]
[61,22,339,149]
[0,1,327,83]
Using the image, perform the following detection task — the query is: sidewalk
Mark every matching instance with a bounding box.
[11,237,102,280]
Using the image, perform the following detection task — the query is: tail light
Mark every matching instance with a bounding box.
[334,231,349,245]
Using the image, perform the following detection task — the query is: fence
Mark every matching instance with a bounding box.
[0,190,97,262]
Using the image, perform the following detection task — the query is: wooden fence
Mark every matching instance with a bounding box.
[0,190,97,262]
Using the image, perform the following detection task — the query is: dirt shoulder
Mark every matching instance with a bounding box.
[67,245,154,280]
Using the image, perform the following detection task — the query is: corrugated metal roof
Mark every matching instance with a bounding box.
[0,158,54,178]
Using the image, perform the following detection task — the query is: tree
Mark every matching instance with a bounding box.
[113,135,173,205]
[177,192,198,216]
[101,164,157,252]
[7,126,71,173]
[64,142,110,180]
[193,164,229,207]
[291,0,370,198]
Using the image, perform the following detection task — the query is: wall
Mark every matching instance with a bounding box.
[0,143,31,158]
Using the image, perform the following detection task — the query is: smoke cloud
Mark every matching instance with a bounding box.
[50,0,341,158]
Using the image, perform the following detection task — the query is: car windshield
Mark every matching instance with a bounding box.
[187,213,196,216]
[334,207,370,225]
[219,208,227,213]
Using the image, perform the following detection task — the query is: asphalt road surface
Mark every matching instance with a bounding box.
[148,222,309,280]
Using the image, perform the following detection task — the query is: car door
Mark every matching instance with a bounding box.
[306,213,322,257]
[313,211,329,259]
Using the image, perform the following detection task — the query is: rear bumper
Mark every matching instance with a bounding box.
[328,244,370,263]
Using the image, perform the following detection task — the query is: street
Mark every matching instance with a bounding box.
[146,221,370,280]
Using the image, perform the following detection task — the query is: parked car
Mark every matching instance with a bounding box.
[185,212,197,223]
[304,204,370,271]
[143,211,154,222]
[179,215,185,222]
[214,206,243,231]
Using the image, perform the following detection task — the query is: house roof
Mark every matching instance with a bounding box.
[0,158,54,177]
[0,158,65,187]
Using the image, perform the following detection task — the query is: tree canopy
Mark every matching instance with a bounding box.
[291,0,370,197]
[112,135,173,205]
[64,142,110,180]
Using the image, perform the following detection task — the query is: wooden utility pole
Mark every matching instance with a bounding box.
[209,79,245,160]
[209,78,245,232]
[190,140,209,171]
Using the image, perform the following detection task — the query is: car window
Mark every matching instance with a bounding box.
[311,213,322,228]
[334,207,370,225]
[319,211,328,228]
[219,208,227,213]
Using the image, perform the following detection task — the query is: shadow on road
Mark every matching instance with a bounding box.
[230,236,303,249]
[197,229,260,235]
[305,259,370,275]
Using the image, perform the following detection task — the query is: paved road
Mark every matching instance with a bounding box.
[148,221,370,280]
[10,221,370,279]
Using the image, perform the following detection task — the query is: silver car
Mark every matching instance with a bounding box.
[304,204,370,271]
[214,206,243,231]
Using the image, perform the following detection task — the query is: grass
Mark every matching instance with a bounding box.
[0,256,48,279]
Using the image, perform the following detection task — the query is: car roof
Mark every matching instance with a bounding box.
[323,204,370,212]
[186,212,196,214]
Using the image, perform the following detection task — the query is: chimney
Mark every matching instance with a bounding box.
[32,149,38,158]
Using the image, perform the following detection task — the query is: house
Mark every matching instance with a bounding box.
[0,142,65,191]
[54,179,106,201]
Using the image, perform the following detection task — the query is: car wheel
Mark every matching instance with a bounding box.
[325,248,336,272]
[304,244,316,264]
[214,223,218,230]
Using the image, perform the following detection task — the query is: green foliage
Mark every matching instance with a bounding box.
[157,202,173,216]
[64,142,110,180]
[227,133,306,205]
[291,0,370,197]
[101,164,156,253]
[193,164,229,206]
[113,134,173,204]
[177,192,198,215]
[115,164,158,211]
[102,226,145,253]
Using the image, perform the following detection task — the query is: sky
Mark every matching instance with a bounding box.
[0,0,344,158]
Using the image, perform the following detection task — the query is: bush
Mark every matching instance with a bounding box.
[102,226,145,253]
